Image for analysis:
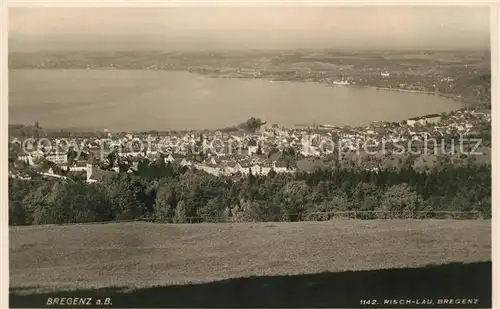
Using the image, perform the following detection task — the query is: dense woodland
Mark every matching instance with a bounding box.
[9,162,491,226]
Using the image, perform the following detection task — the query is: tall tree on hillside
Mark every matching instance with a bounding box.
[379,183,424,219]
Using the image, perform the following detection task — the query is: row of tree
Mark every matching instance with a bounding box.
[9,162,491,226]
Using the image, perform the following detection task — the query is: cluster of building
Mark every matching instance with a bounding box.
[405,114,442,127]
[9,107,491,183]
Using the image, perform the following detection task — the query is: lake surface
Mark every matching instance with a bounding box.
[9,69,464,131]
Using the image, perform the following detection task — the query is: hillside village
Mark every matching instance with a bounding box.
[8,106,491,183]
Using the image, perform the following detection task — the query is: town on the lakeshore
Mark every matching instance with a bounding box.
[8,105,491,183]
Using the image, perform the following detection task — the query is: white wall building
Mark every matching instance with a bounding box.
[406,114,442,127]
[45,153,68,164]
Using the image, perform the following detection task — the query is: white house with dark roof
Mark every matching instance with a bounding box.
[164,154,175,164]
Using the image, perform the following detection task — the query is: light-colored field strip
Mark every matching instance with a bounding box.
[9,220,491,294]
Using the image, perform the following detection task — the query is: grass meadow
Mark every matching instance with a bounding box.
[10,220,491,307]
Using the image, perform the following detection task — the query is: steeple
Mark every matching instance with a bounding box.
[86,156,95,182]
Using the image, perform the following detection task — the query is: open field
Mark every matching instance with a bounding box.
[10,220,491,307]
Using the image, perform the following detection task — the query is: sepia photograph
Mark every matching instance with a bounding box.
[6,4,494,308]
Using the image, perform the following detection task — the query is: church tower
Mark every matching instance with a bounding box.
[86,156,95,183]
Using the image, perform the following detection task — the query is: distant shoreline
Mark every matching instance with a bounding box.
[8,67,481,104]
[351,85,463,102]
[181,68,476,109]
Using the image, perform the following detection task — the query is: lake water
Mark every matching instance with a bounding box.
[9,69,464,131]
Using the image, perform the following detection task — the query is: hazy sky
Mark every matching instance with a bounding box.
[9,6,491,51]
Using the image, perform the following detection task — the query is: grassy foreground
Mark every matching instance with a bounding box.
[10,220,491,307]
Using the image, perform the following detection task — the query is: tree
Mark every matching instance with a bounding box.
[197,196,224,222]
[238,117,266,133]
[43,182,73,224]
[102,175,144,220]
[379,183,424,219]
[154,182,177,222]
[279,181,309,221]
[8,180,31,225]
[9,201,28,226]
[68,183,112,223]
[154,201,173,222]
[351,182,381,213]
[230,200,255,222]
[67,148,78,166]
[175,200,187,223]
